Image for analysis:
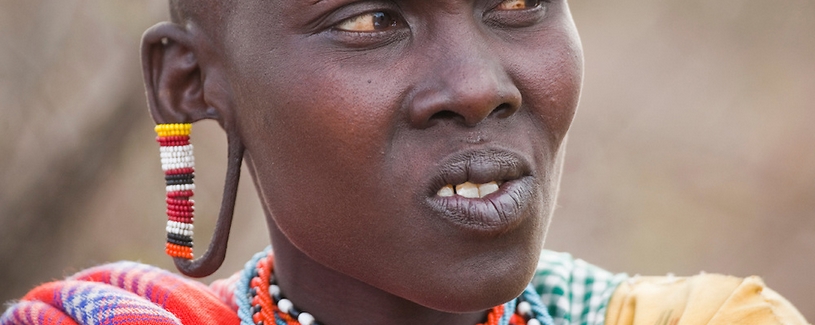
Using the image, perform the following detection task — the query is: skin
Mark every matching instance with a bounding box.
[142,0,583,324]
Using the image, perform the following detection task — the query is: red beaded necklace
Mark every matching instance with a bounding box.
[247,253,530,325]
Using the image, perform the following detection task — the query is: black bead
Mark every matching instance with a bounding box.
[165,178,194,186]
[288,307,300,318]
[165,173,195,181]
[166,237,193,247]
[167,232,193,241]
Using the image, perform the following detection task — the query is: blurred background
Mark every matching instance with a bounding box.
[0,0,812,319]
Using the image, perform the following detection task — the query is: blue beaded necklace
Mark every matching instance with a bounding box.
[236,248,554,325]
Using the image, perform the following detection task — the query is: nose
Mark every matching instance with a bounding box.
[406,42,522,129]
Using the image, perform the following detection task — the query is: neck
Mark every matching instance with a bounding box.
[268,224,488,325]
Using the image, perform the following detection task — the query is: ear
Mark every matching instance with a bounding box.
[141,22,244,278]
[141,22,231,126]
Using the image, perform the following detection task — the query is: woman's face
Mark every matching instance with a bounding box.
[223,0,582,312]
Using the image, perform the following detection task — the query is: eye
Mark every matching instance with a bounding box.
[484,0,548,28]
[496,0,542,10]
[335,11,399,32]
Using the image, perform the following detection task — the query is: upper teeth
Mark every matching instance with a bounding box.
[437,181,502,198]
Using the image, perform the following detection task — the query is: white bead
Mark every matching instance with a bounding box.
[166,221,193,229]
[278,299,293,314]
[166,184,196,192]
[164,162,195,170]
[517,301,532,316]
[160,145,193,153]
[528,319,541,325]
[161,153,193,162]
[166,227,193,236]
[298,312,315,325]
[270,285,280,297]
[162,152,190,158]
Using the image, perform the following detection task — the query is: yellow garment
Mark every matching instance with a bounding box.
[605,274,809,325]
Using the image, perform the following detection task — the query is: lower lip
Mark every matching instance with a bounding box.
[425,176,536,236]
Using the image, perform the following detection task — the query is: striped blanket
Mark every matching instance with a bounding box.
[1,262,239,325]
[6,250,804,325]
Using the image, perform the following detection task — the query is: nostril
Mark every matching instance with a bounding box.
[490,103,515,119]
[429,110,462,121]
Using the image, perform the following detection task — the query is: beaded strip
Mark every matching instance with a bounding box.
[236,248,555,325]
[156,123,195,260]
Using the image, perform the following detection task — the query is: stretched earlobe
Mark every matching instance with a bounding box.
[144,22,243,277]
[172,127,244,278]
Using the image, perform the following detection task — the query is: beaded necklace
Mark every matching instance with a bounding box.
[236,248,554,325]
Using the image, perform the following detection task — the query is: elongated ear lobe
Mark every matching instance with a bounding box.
[142,22,243,278]
[141,22,223,125]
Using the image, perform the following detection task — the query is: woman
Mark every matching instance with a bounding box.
[2,0,808,324]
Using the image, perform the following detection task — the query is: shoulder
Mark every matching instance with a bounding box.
[532,250,628,325]
[1,261,239,325]
[605,273,810,325]
[531,252,809,325]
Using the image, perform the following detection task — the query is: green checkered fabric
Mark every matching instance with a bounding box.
[532,250,628,325]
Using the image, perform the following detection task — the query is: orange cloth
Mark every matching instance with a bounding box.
[605,274,809,325]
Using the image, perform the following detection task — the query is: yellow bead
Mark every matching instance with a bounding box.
[154,123,191,137]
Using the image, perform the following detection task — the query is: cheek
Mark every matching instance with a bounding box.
[234,59,408,246]
[513,28,583,146]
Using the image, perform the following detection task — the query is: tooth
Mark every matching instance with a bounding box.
[455,182,480,199]
[437,184,454,197]
[478,181,500,197]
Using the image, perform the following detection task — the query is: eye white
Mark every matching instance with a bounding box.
[496,0,541,10]
[335,11,398,32]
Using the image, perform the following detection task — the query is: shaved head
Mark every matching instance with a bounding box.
[168,0,232,39]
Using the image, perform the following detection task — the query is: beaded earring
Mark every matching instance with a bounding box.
[156,123,196,260]
[153,121,244,277]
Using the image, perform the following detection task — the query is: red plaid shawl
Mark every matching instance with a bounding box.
[1,262,240,325]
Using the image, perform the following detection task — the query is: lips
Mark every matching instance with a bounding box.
[425,149,536,235]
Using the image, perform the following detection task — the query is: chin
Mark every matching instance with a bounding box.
[414,193,551,313]
[420,261,538,313]
[406,232,544,313]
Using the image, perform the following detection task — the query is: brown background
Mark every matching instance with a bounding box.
[1,0,812,320]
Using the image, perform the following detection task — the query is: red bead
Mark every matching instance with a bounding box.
[168,216,194,223]
[167,210,194,218]
[167,204,194,212]
[165,243,193,259]
[157,135,190,144]
[167,190,194,198]
[509,314,527,325]
[165,168,195,176]
[166,198,194,206]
